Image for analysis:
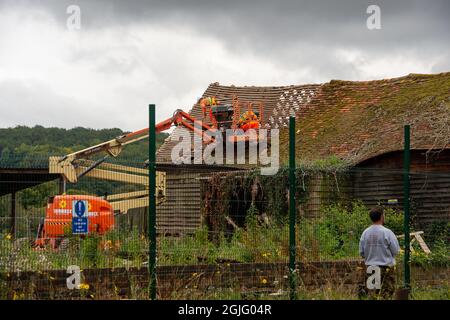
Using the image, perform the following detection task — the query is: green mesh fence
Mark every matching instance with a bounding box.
[0,155,449,300]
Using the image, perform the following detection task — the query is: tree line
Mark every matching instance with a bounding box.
[0,125,169,166]
[0,126,169,211]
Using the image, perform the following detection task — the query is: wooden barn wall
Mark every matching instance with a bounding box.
[299,173,352,218]
[156,171,202,234]
[353,150,450,227]
[118,149,450,234]
[115,171,202,235]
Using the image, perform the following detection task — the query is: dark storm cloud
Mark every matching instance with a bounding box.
[0,0,449,129]
[4,0,449,77]
[8,0,448,46]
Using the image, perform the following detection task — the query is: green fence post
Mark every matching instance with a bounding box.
[148,104,157,300]
[403,125,411,291]
[289,116,297,300]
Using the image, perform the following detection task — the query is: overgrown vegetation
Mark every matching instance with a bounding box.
[203,167,352,237]
[0,200,435,270]
[298,201,403,261]
[0,201,448,300]
[0,227,149,272]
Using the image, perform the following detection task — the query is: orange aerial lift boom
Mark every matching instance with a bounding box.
[51,109,217,184]
[40,100,264,249]
[51,103,263,184]
[39,109,219,248]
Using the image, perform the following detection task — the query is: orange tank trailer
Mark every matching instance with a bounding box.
[35,194,114,248]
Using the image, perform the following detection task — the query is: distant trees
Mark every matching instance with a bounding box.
[19,181,58,210]
[0,125,169,165]
[0,125,169,209]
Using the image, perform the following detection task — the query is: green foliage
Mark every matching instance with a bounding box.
[18,181,58,210]
[298,155,350,172]
[0,202,446,274]
[0,125,168,214]
[298,201,405,261]
[409,240,450,267]
[119,228,148,262]
[159,205,288,265]
[383,208,405,235]
[410,285,450,300]
[245,204,259,229]
[160,200,446,266]
[80,235,101,267]
[159,227,215,265]
[426,220,450,246]
[0,125,169,167]
[0,196,10,219]
[205,168,350,232]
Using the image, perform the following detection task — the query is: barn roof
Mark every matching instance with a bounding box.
[157,72,450,166]
[156,82,321,163]
[281,72,450,165]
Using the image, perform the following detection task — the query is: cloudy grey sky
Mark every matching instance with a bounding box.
[0,0,449,130]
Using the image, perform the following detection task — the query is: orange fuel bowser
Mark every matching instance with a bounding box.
[35,194,114,249]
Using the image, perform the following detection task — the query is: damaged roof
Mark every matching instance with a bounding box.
[157,72,450,166]
[281,72,450,165]
[156,82,320,163]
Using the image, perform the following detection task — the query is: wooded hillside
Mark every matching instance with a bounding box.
[0,125,169,165]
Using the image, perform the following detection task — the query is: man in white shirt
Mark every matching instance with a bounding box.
[359,206,400,299]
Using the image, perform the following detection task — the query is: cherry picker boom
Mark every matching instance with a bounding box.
[38,100,263,248]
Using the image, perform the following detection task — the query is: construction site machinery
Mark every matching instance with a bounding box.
[39,99,265,248]
[50,109,216,184]
[50,101,265,184]
[34,194,114,248]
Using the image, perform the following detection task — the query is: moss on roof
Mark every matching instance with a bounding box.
[279,72,450,165]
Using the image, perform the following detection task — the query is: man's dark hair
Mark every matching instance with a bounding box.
[369,206,384,222]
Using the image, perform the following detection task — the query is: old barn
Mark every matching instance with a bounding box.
[154,72,450,233]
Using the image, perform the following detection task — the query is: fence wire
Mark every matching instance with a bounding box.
[0,156,449,300]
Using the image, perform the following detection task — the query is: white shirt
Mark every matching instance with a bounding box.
[359,224,400,267]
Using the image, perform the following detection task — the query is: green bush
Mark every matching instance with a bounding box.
[158,205,289,265]
[410,285,450,300]
[1,201,446,272]
[410,240,450,267]
[426,220,450,247]
[80,234,100,267]
[298,201,405,260]
[159,226,215,265]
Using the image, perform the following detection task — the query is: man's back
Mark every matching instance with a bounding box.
[359,225,400,266]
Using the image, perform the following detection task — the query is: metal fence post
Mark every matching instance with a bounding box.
[289,116,297,300]
[148,104,157,300]
[403,125,411,290]
[10,191,16,238]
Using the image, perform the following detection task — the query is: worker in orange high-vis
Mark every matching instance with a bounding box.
[199,96,220,119]
[238,110,260,131]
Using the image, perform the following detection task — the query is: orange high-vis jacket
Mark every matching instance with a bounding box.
[200,97,220,117]
[239,111,260,131]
